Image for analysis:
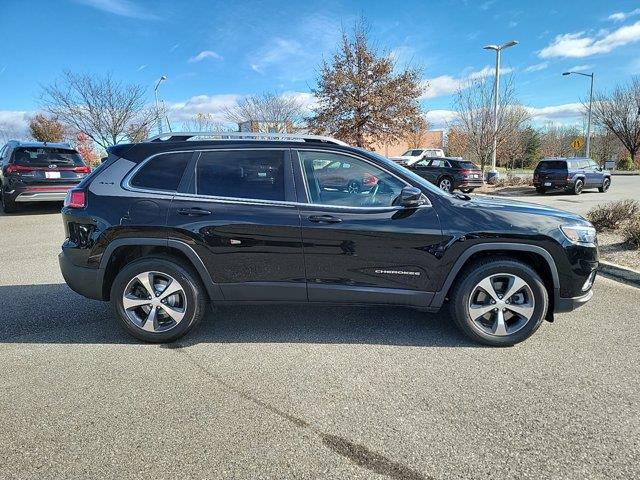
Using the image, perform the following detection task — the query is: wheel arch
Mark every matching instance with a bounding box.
[430,243,560,316]
[98,238,223,302]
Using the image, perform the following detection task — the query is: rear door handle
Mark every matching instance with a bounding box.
[177,207,212,217]
[308,214,342,224]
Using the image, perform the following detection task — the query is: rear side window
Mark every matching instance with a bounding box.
[196,150,285,201]
[537,161,567,170]
[131,152,192,191]
[11,147,85,167]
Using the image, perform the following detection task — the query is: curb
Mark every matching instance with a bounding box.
[598,261,640,288]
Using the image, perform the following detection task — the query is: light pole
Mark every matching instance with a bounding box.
[483,40,518,182]
[154,75,167,135]
[563,71,594,158]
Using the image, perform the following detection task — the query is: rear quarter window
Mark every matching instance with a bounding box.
[130,152,192,191]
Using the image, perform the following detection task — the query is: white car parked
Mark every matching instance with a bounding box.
[390,148,445,166]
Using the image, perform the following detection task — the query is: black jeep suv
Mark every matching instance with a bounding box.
[1,140,91,213]
[403,157,484,193]
[58,133,598,346]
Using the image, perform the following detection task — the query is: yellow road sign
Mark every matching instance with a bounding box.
[571,137,584,151]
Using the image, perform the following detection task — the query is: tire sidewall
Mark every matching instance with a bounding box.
[601,178,610,192]
[111,258,205,343]
[574,179,584,195]
[451,261,548,346]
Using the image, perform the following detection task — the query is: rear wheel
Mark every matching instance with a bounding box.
[572,179,584,195]
[110,257,207,343]
[438,177,453,193]
[1,193,17,213]
[599,177,611,193]
[449,258,548,346]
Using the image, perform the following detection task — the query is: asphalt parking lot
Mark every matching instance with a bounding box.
[1,202,639,479]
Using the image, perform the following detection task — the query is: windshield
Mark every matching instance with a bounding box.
[356,148,454,198]
[11,147,85,167]
[401,149,423,157]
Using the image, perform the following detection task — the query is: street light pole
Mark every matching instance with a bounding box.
[154,75,167,135]
[562,71,594,158]
[483,40,518,182]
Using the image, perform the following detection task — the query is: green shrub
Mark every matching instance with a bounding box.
[617,156,634,171]
[623,216,640,248]
[586,200,640,232]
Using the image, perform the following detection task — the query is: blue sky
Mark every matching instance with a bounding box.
[1,0,640,135]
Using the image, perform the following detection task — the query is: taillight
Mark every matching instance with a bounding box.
[5,164,33,174]
[73,166,91,174]
[64,189,86,209]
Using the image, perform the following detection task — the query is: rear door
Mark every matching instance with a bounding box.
[585,160,601,187]
[166,147,306,302]
[294,149,444,307]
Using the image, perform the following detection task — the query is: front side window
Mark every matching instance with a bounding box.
[131,152,192,191]
[196,150,285,201]
[299,151,405,208]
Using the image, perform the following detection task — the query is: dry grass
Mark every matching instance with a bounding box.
[586,200,640,232]
[623,217,640,249]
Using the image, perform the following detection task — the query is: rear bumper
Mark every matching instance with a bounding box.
[58,251,105,301]
[533,180,569,189]
[8,185,75,203]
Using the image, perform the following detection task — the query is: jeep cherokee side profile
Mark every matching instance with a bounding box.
[58,133,598,346]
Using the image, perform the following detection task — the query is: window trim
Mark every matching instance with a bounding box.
[294,148,423,211]
[126,150,196,193]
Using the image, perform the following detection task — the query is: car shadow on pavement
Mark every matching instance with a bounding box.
[0,202,63,217]
[0,283,477,348]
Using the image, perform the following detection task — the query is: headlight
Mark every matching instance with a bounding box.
[560,224,597,245]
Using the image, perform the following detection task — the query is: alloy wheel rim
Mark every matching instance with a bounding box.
[603,179,610,190]
[467,273,535,337]
[440,179,451,191]
[576,181,583,193]
[122,271,187,333]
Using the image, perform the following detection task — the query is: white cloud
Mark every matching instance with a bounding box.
[188,51,223,63]
[425,110,457,129]
[0,111,31,139]
[249,38,305,74]
[165,94,240,123]
[524,62,549,72]
[527,103,584,123]
[421,65,513,99]
[539,21,640,58]
[567,64,592,72]
[74,0,157,20]
[137,64,147,71]
[608,8,640,22]
[508,21,518,28]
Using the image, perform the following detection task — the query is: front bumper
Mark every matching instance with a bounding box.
[59,251,105,301]
[554,288,593,313]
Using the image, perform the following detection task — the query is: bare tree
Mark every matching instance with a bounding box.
[453,76,529,171]
[223,93,304,132]
[591,76,640,162]
[308,21,425,148]
[28,114,66,142]
[182,112,233,132]
[403,116,430,148]
[40,71,157,149]
[590,126,625,165]
[539,123,580,158]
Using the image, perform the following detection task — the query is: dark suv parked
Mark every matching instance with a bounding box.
[403,157,483,193]
[58,133,598,346]
[533,157,611,195]
[1,140,91,213]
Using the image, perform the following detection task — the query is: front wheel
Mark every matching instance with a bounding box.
[438,177,453,192]
[449,258,548,346]
[599,178,611,193]
[110,257,207,343]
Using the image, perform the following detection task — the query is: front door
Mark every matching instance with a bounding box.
[294,149,444,307]
[166,147,306,301]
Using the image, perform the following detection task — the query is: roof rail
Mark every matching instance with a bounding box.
[144,131,349,147]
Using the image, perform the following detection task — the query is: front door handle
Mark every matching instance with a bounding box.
[308,214,342,224]
[177,207,212,217]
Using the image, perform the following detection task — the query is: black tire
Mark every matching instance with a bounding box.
[110,256,207,343]
[599,177,611,193]
[459,188,475,194]
[1,192,17,213]
[572,179,584,195]
[438,176,453,193]
[535,187,546,194]
[449,258,548,346]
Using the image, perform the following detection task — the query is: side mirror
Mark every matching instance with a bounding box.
[397,186,426,208]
